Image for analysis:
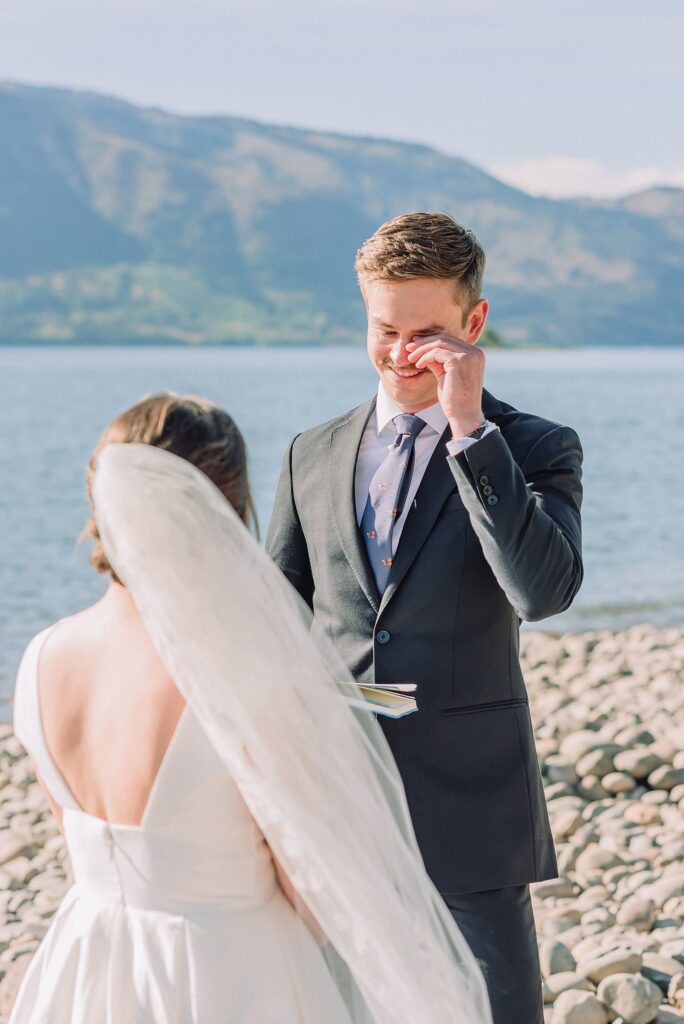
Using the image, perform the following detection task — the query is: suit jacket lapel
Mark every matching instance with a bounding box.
[378,388,504,616]
[328,398,381,613]
[327,387,504,618]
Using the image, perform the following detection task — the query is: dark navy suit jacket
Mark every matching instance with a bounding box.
[266,388,583,894]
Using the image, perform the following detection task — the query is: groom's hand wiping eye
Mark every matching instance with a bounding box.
[405,334,486,436]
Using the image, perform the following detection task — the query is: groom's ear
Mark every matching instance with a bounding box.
[465,299,489,344]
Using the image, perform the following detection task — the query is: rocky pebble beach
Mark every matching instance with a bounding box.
[527,625,684,1023]
[0,622,682,1021]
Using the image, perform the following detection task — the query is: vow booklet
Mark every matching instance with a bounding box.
[348,683,418,718]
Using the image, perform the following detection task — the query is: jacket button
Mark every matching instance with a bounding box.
[482,485,493,495]
[486,494,499,506]
[479,475,489,485]
[376,630,391,645]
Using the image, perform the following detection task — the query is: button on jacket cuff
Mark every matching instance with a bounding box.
[446,425,508,516]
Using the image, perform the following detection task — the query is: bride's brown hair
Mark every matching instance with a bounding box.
[82,392,258,583]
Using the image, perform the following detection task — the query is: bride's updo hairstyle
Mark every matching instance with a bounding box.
[83,392,258,583]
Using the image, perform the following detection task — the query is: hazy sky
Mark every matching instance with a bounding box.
[2,0,682,198]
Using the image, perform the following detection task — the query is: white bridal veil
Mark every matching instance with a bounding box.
[93,442,492,1024]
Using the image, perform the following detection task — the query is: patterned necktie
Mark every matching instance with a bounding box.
[360,413,426,593]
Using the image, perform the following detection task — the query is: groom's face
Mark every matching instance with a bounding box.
[363,277,470,412]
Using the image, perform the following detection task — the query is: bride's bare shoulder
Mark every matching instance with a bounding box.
[38,603,111,678]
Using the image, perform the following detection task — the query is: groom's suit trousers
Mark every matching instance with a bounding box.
[442,885,543,1024]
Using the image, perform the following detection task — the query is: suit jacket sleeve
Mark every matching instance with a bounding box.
[265,435,315,609]
[447,423,583,621]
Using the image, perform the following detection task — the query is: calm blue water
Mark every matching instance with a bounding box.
[1,345,683,719]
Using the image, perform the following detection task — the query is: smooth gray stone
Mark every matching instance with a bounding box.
[596,972,662,1024]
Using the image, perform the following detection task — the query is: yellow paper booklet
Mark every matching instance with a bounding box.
[348,683,418,718]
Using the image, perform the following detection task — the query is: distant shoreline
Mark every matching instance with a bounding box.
[3,340,683,350]
[0,338,333,349]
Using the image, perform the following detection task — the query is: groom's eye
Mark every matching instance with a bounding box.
[382,331,397,338]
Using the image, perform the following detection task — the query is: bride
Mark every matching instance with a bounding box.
[10,392,491,1023]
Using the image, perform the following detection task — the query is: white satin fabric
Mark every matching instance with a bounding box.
[10,623,353,1023]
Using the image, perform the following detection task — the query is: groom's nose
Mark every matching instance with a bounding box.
[389,336,414,365]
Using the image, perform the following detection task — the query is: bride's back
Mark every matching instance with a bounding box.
[38,594,186,826]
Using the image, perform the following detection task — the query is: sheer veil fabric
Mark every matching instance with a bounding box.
[93,443,492,1024]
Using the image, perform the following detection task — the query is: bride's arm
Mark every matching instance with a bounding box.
[270,848,328,947]
[35,768,64,835]
[239,738,327,945]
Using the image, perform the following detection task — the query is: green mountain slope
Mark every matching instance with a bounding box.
[1,83,682,346]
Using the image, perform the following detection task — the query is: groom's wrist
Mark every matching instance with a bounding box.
[446,420,498,457]
[447,409,485,438]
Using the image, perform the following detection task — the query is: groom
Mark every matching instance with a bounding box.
[267,212,583,1023]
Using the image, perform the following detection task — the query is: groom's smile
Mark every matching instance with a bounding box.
[386,362,426,381]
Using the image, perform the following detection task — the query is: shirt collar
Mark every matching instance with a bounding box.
[375,382,448,438]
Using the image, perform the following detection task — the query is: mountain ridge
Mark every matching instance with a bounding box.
[1,82,682,346]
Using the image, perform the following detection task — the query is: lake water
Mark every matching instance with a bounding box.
[1,345,683,719]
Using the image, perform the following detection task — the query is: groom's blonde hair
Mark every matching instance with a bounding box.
[355,212,486,322]
[82,393,258,583]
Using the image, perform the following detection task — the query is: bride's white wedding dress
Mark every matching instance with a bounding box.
[10,622,352,1024]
